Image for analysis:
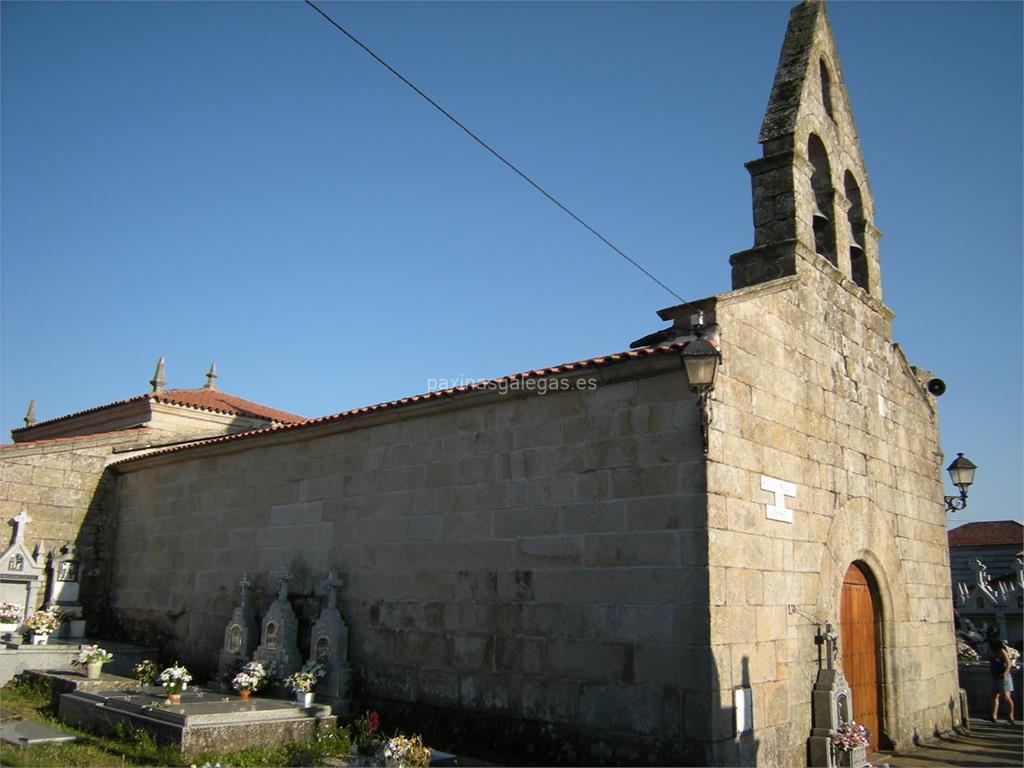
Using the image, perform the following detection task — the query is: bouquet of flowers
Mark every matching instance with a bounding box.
[158,663,192,694]
[284,661,327,694]
[351,710,382,755]
[71,644,114,667]
[0,601,22,623]
[24,607,61,635]
[133,659,158,685]
[382,734,431,768]
[830,721,870,753]
[956,639,981,662]
[232,660,269,692]
[283,670,318,694]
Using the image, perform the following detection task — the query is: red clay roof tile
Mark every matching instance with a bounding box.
[948,521,1024,548]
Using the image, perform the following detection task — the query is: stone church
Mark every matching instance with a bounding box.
[1,2,960,765]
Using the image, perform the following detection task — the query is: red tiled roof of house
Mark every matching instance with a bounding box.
[948,521,1024,548]
[10,389,304,436]
[113,341,690,466]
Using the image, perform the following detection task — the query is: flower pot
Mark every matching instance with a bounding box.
[838,745,867,768]
[238,689,251,700]
[86,661,103,680]
[29,632,49,646]
[0,621,19,636]
[295,691,314,707]
[166,693,182,705]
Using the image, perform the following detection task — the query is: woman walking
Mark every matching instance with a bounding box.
[989,636,1016,725]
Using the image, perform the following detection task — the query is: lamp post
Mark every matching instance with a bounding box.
[944,452,977,513]
[682,316,721,454]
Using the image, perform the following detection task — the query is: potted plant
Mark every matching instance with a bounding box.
[0,601,22,637]
[830,721,870,768]
[158,662,192,705]
[24,607,61,644]
[71,644,114,679]
[231,661,268,700]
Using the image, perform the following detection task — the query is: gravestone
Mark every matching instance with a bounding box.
[808,624,867,768]
[0,511,44,625]
[46,544,85,639]
[252,571,301,678]
[217,574,260,680]
[309,570,352,714]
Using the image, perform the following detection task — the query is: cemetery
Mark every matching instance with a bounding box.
[0,561,443,766]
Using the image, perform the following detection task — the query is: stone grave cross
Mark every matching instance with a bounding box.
[308,569,352,714]
[218,573,260,682]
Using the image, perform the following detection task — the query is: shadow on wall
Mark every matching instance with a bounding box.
[734,656,761,767]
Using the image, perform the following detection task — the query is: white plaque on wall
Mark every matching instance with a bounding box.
[761,475,796,523]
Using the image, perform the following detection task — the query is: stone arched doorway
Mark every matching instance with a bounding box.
[840,562,883,753]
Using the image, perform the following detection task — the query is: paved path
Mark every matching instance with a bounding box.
[870,719,1023,767]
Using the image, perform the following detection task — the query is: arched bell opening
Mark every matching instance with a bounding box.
[845,171,869,290]
[808,134,837,267]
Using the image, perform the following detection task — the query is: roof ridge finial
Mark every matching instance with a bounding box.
[204,362,218,391]
[24,399,36,427]
[150,357,166,395]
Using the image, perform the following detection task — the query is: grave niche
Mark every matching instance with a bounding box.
[0,511,44,627]
[309,570,352,715]
[217,575,260,681]
[46,543,85,638]
[252,571,302,678]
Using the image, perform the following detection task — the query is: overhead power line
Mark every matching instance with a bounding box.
[303,0,687,305]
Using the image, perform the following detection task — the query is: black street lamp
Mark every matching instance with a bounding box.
[682,315,722,455]
[944,452,977,513]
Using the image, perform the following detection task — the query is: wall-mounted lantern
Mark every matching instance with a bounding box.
[944,452,977,513]
[682,314,721,454]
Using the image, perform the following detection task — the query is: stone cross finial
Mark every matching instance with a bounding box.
[324,570,344,610]
[150,357,167,394]
[204,362,218,391]
[276,569,290,601]
[814,623,839,671]
[11,510,31,545]
[24,399,36,427]
[239,573,252,607]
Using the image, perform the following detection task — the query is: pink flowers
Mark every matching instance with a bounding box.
[830,721,870,752]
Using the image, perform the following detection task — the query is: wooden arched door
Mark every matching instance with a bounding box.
[840,562,882,753]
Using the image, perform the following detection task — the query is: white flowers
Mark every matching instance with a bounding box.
[24,607,61,634]
[231,661,268,693]
[71,644,113,666]
[284,661,327,693]
[158,663,192,693]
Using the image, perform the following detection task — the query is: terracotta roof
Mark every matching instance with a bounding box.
[153,389,304,425]
[11,389,304,436]
[113,342,689,466]
[948,521,1024,548]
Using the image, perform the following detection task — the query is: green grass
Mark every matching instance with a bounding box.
[0,676,353,767]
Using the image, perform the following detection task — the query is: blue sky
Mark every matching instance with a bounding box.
[2,1,1020,528]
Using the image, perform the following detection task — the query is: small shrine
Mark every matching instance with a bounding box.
[253,570,302,678]
[309,570,352,714]
[0,511,44,625]
[218,574,260,679]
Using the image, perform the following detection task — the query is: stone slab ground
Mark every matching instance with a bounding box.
[870,719,1023,768]
[0,715,77,746]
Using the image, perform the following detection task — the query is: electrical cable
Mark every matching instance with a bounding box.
[303,0,688,306]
